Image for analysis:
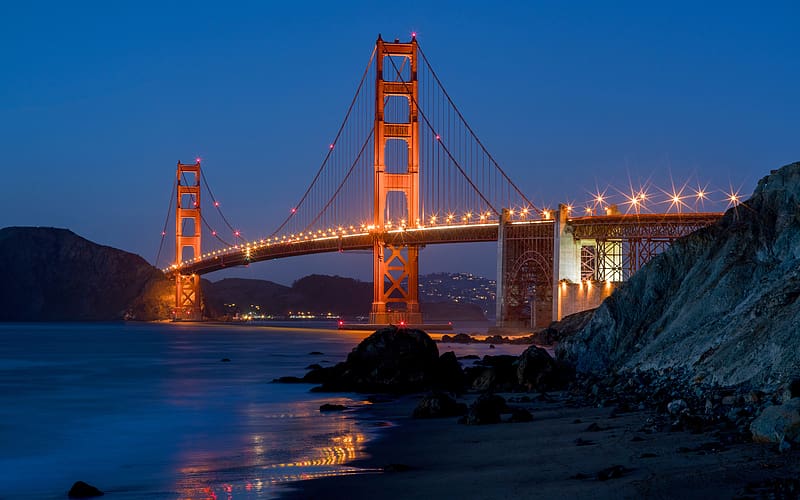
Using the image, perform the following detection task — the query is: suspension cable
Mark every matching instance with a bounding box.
[382,47,498,214]
[304,127,374,232]
[271,46,377,237]
[154,176,177,267]
[417,44,538,213]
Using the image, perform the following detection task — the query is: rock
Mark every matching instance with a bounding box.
[517,345,564,391]
[508,407,534,423]
[750,398,800,444]
[780,378,800,403]
[467,355,518,392]
[306,363,323,370]
[319,403,346,412]
[303,365,343,384]
[445,333,475,344]
[307,326,451,393]
[68,481,104,498]
[435,351,465,391]
[489,344,496,349]
[557,162,800,391]
[461,393,507,425]
[220,358,231,362]
[667,399,688,415]
[308,351,324,355]
[273,376,305,383]
[412,391,467,418]
[469,367,498,392]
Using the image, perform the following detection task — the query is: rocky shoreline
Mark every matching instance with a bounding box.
[274,322,800,498]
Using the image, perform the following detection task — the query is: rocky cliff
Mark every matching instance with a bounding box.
[0,227,172,321]
[558,162,800,390]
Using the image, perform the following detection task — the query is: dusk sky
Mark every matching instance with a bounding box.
[2,1,797,285]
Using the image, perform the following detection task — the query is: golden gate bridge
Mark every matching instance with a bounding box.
[156,35,735,327]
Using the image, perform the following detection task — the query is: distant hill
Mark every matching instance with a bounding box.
[202,275,371,317]
[0,227,172,321]
[203,273,490,321]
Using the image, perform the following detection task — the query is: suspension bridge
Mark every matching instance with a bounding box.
[159,35,731,328]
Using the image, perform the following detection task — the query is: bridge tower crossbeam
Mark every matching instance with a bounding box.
[371,35,422,325]
[174,160,203,321]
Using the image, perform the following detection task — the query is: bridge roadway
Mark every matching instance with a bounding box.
[168,212,723,277]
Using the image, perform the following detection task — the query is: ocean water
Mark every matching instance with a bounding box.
[0,322,386,499]
[0,321,523,499]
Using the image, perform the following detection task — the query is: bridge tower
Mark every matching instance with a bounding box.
[174,160,203,321]
[371,35,422,325]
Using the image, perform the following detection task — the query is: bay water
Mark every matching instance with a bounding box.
[0,320,516,499]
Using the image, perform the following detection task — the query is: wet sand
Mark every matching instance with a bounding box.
[280,393,800,499]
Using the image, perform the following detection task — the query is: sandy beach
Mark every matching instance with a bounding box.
[281,392,800,499]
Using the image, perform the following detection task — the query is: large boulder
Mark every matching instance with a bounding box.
[307,326,462,393]
[557,162,800,391]
[68,481,103,498]
[517,345,564,391]
[412,391,468,418]
[750,398,800,444]
[465,355,518,392]
[461,393,508,425]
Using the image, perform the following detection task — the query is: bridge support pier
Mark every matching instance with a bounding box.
[369,35,423,325]
[174,160,203,321]
[496,209,553,330]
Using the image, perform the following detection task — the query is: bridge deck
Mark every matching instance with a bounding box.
[166,213,723,277]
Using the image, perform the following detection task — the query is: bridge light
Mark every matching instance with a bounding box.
[565,205,573,212]
[435,134,440,140]
[542,210,550,219]
[508,209,515,216]
[195,157,202,163]
[214,201,220,207]
[329,144,334,149]
[521,208,528,216]
[585,207,592,214]
[291,208,297,213]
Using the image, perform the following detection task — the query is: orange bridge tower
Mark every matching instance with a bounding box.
[371,35,422,325]
[174,160,203,321]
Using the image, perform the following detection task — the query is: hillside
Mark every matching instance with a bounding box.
[203,274,490,321]
[0,227,172,321]
[558,162,800,390]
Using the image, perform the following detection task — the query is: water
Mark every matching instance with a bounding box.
[0,321,524,499]
[0,322,385,499]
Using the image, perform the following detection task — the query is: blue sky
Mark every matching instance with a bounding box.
[1,1,797,284]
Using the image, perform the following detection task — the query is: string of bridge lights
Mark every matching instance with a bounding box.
[162,180,743,272]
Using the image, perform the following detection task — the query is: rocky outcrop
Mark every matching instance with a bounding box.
[517,345,564,391]
[460,393,508,425]
[305,326,464,393]
[68,481,103,498]
[0,227,172,321]
[412,391,468,418]
[532,309,596,345]
[750,398,800,444]
[558,162,800,391]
